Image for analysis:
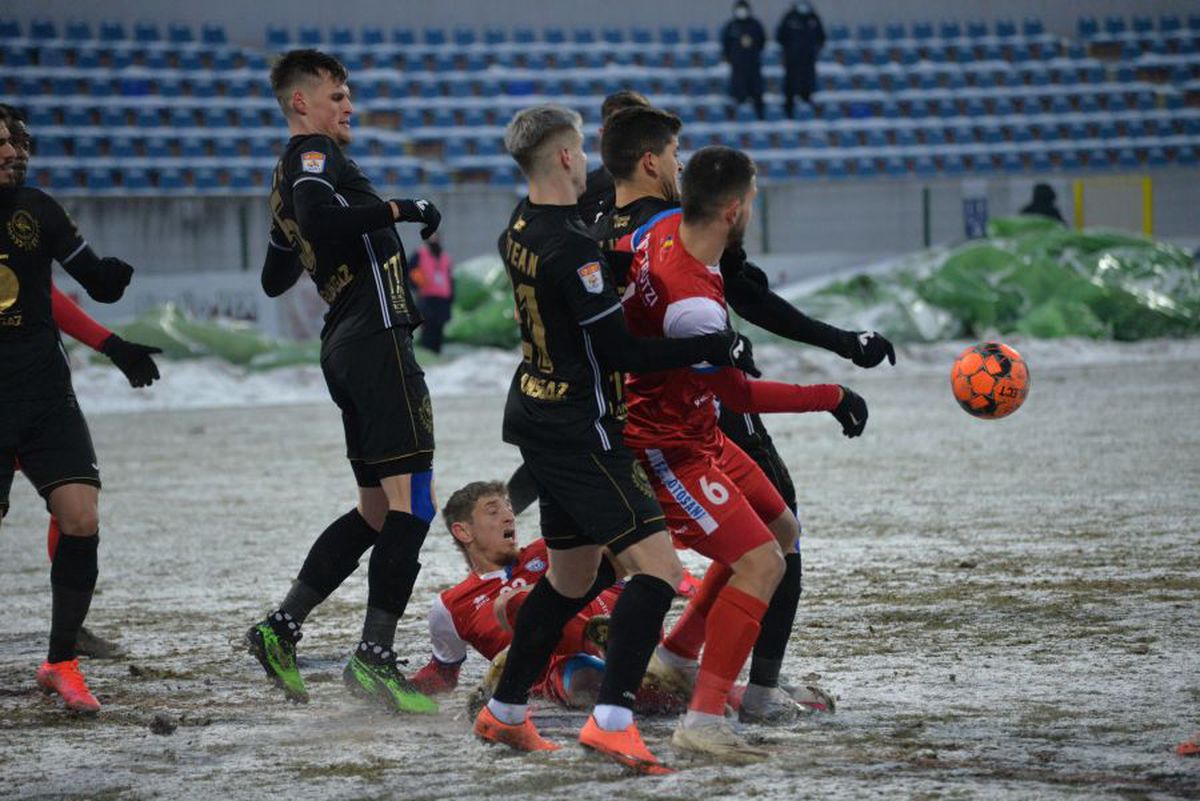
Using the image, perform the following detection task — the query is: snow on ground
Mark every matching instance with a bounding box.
[2,340,1199,800]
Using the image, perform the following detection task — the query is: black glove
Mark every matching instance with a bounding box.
[831,385,868,438]
[394,198,442,240]
[100,334,162,388]
[839,329,896,368]
[86,257,134,303]
[703,330,762,377]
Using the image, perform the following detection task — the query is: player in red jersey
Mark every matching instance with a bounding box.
[622,146,868,762]
[410,481,618,707]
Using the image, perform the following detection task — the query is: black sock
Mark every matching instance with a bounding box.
[363,510,428,647]
[579,557,617,605]
[596,574,675,709]
[284,509,378,623]
[49,533,99,663]
[749,550,802,688]
[492,576,588,705]
[506,463,539,517]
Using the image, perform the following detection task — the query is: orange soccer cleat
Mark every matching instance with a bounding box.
[473,705,559,752]
[36,659,101,713]
[578,714,674,775]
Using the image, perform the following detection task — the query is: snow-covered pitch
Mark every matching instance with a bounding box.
[2,339,1198,800]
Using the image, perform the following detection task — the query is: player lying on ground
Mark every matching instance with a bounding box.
[5,98,161,662]
[619,145,868,762]
[0,118,139,712]
[409,480,686,715]
[473,103,756,774]
[244,49,444,714]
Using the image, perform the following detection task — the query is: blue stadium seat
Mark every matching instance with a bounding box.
[1078,18,1098,39]
[107,135,135,159]
[1022,18,1044,36]
[513,27,534,44]
[1116,147,1138,168]
[392,27,415,45]
[796,158,818,179]
[89,77,114,97]
[631,27,652,45]
[1104,16,1127,36]
[157,168,185,191]
[30,19,56,39]
[925,128,946,145]
[1132,16,1153,35]
[180,137,207,158]
[215,138,240,159]
[65,20,92,41]
[361,26,384,45]
[100,106,127,127]
[1086,147,1111,168]
[1030,150,1052,171]
[1177,146,1198,166]
[884,156,907,176]
[124,168,151,191]
[660,27,681,45]
[203,23,226,45]
[828,24,849,41]
[194,168,220,190]
[688,26,710,44]
[884,22,905,41]
[330,26,353,45]
[544,27,565,44]
[967,21,988,39]
[995,20,1016,38]
[483,28,505,45]
[5,46,30,66]
[50,168,77,190]
[826,158,849,179]
[1060,150,1081,170]
[64,107,92,128]
[169,23,194,43]
[939,21,961,39]
[36,134,65,156]
[249,136,275,158]
[169,107,195,127]
[99,20,125,41]
[854,156,877,176]
[452,27,475,45]
[180,52,204,71]
[1146,146,1168,166]
[85,168,115,191]
[0,19,21,38]
[74,136,101,158]
[423,28,446,45]
[134,21,160,42]
[911,20,932,40]
[856,23,878,41]
[20,78,44,97]
[298,26,321,45]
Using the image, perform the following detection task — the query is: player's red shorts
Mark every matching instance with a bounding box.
[637,436,786,566]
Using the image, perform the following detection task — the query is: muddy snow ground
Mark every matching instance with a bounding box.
[1,339,1198,800]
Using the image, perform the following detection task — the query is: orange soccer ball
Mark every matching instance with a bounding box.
[950,342,1030,419]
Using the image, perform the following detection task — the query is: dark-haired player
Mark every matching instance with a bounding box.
[592,105,894,723]
[576,90,651,226]
[0,118,138,712]
[472,104,754,773]
[243,49,443,714]
[621,146,864,761]
[0,103,158,660]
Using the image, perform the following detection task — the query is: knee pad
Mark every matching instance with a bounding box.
[410,470,436,524]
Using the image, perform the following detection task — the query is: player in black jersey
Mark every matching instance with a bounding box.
[0,119,137,713]
[576,90,650,227]
[244,50,443,714]
[588,104,897,722]
[472,104,756,773]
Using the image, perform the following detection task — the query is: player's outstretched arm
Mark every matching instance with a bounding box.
[583,309,754,374]
[721,247,896,367]
[701,369,869,437]
[51,284,163,387]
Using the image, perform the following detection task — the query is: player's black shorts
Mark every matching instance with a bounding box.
[519,444,664,554]
[321,327,434,487]
[719,409,798,512]
[0,393,100,517]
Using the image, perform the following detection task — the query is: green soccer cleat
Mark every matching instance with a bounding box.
[245,613,308,704]
[343,642,438,715]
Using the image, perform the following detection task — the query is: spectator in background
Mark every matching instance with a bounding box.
[1020,183,1067,225]
[776,1,826,118]
[721,0,766,120]
[412,232,453,353]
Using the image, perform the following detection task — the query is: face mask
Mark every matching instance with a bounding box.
[735,6,749,19]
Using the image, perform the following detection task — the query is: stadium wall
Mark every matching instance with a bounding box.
[5,0,1198,46]
[57,169,1200,281]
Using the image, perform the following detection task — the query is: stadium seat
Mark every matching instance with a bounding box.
[424,28,446,45]
[134,21,160,42]
[298,26,321,45]
[203,23,227,45]
[688,26,710,44]
[194,168,220,190]
[1078,18,1099,39]
[392,28,415,45]
[158,168,185,191]
[544,27,565,44]
[85,168,114,191]
[123,167,151,191]
[966,21,988,39]
[1177,146,1198,166]
[0,20,21,38]
[65,20,92,41]
[50,168,77,190]
[264,26,289,48]
[1060,150,1081,170]
[660,27,681,45]
[30,19,56,39]
[169,23,194,43]
[482,27,505,45]
[98,20,125,41]
[995,20,1016,38]
[101,106,127,128]
[1103,16,1127,36]
[144,136,170,159]
[1022,18,1044,36]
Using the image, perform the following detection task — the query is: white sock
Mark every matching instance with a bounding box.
[592,703,633,731]
[486,698,526,725]
[656,644,698,671]
[682,708,725,729]
[740,682,775,711]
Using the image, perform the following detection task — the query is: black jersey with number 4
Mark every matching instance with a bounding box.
[0,187,89,400]
[499,199,626,452]
[269,134,420,351]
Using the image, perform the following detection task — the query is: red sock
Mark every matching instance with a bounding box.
[663,562,732,660]
[47,516,61,562]
[690,585,768,715]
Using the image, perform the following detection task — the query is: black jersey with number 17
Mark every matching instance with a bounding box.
[499,199,626,452]
[268,134,420,352]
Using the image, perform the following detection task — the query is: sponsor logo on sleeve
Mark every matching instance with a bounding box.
[577,261,604,294]
[301,151,326,174]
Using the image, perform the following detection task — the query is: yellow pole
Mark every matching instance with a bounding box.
[1073,179,1085,230]
[1141,176,1153,237]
